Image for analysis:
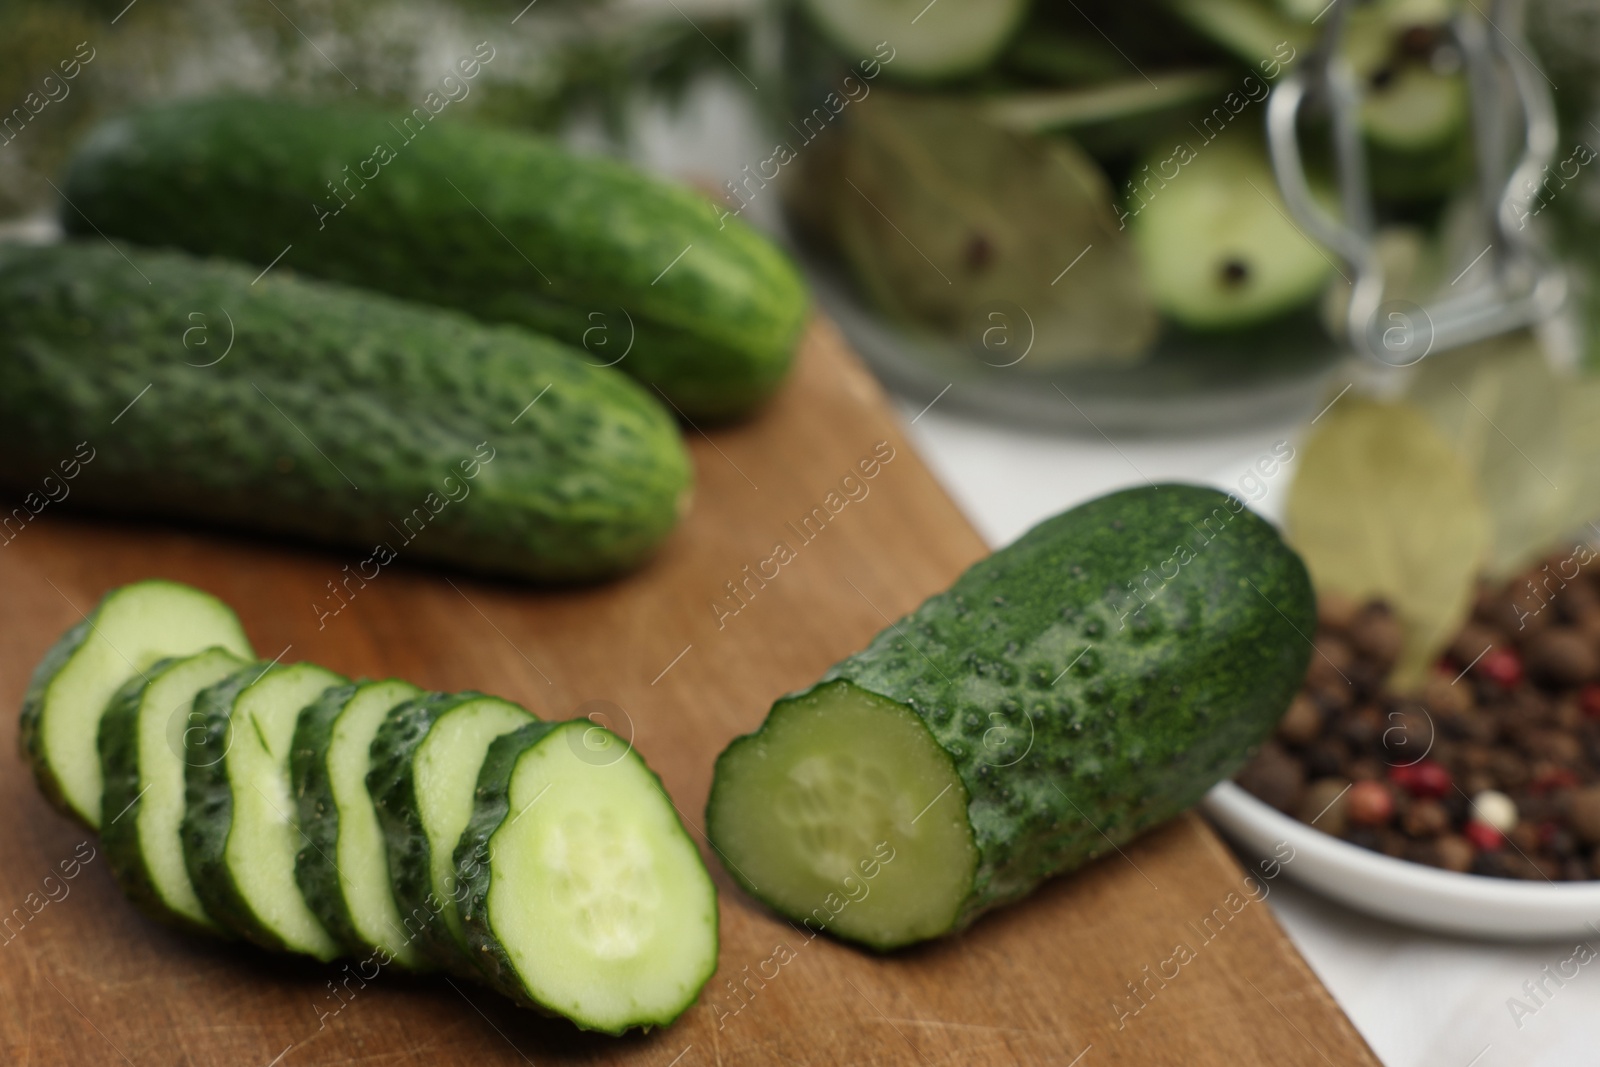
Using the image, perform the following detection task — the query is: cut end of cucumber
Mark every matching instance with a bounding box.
[480,721,717,1033]
[707,680,977,951]
[27,579,253,828]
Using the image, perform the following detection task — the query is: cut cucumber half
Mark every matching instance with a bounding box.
[708,682,976,949]
[802,0,1028,81]
[98,647,249,933]
[291,679,428,969]
[182,661,347,959]
[707,486,1316,951]
[368,692,534,973]
[457,720,718,1034]
[21,580,253,828]
[1130,138,1333,330]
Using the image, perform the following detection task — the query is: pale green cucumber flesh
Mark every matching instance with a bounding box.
[459,721,718,1033]
[413,698,534,950]
[100,648,248,931]
[22,580,253,828]
[292,679,429,968]
[370,692,539,972]
[189,662,346,958]
[707,682,976,950]
[1130,140,1332,329]
[803,0,1027,80]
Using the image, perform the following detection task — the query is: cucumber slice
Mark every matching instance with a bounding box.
[457,721,718,1034]
[803,0,1028,81]
[20,580,253,828]
[1130,138,1333,330]
[291,679,428,969]
[99,648,249,933]
[707,682,974,949]
[182,661,347,959]
[368,692,534,973]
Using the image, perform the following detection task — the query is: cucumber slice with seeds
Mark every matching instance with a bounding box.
[99,647,249,933]
[457,720,718,1034]
[1130,139,1333,330]
[182,661,346,959]
[708,682,974,948]
[292,679,429,969]
[21,580,253,828]
[368,692,534,973]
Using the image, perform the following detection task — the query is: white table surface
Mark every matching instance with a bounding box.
[896,400,1600,1067]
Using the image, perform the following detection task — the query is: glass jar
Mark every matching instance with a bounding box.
[765,0,1591,433]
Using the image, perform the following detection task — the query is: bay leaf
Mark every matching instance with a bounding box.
[829,90,1160,368]
[1286,398,1490,690]
[1405,334,1600,579]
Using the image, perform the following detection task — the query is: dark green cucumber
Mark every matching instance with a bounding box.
[20,579,253,828]
[707,484,1314,950]
[368,692,533,974]
[456,720,718,1034]
[0,241,691,583]
[182,661,347,959]
[99,648,249,933]
[60,95,809,421]
[291,679,429,969]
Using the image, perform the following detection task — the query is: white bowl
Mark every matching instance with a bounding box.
[1200,450,1600,940]
[1203,781,1600,940]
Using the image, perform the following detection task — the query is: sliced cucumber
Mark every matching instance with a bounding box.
[803,0,1028,81]
[457,720,718,1034]
[99,648,249,933]
[707,683,974,948]
[21,580,253,828]
[368,692,534,973]
[291,679,428,969]
[182,661,346,959]
[1130,138,1333,329]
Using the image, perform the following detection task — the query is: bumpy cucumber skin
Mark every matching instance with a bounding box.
[712,484,1314,945]
[61,95,808,421]
[291,683,384,962]
[367,692,490,977]
[0,241,692,583]
[99,659,223,935]
[17,616,92,824]
[454,721,719,1033]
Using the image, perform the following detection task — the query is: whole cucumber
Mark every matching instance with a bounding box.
[0,242,691,582]
[59,95,809,421]
[706,484,1314,949]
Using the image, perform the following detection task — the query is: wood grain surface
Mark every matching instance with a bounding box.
[0,320,1379,1066]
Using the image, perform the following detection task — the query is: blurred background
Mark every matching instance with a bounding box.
[8,1,1600,1062]
[3,0,1600,434]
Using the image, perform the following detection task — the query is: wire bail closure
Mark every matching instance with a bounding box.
[1265,0,1565,366]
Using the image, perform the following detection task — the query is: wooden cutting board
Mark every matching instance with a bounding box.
[0,320,1379,1066]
